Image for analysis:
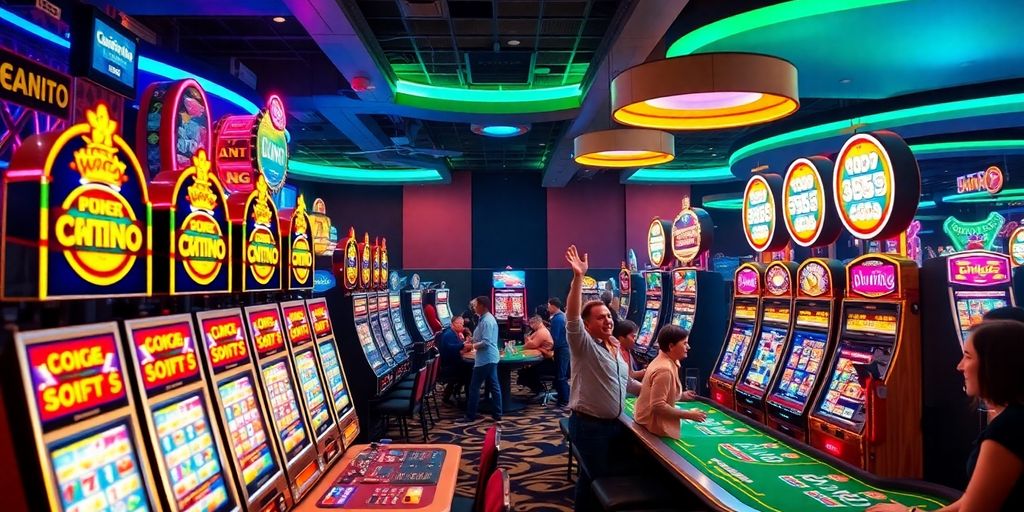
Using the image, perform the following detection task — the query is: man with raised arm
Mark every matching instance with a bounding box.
[564,245,642,511]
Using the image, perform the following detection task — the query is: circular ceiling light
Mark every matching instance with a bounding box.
[611,53,799,130]
[272,16,287,23]
[471,124,530,137]
[573,129,675,168]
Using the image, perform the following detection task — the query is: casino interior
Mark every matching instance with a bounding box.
[6,1,1024,511]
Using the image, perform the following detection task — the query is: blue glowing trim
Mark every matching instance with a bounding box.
[919,200,936,209]
[289,160,443,183]
[626,166,737,183]
[0,6,258,114]
[482,125,522,136]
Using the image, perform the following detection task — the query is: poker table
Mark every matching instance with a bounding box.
[621,398,960,512]
[463,348,544,413]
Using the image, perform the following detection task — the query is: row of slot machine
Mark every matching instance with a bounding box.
[2,298,361,512]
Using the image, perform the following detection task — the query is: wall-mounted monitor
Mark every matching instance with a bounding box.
[70,6,139,97]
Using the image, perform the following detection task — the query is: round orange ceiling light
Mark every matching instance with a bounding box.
[611,53,799,130]
[573,129,675,168]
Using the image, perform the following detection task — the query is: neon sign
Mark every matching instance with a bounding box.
[129,320,200,394]
[783,156,840,247]
[742,174,787,252]
[381,238,390,291]
[137,78,211,179]
[1009,227,1024,267]
[765,263,793,296]
[735,264,761,296]
[943,212,1005,252]
[848,256,898,298]
[671,205,713,265]
[281,194,314,290]
[214,96,289,195]
[227,175,281,291]
[946,251,1011,287]
[797,260,832,298]
[956,166,1004,195]
[337,227,359,290]
[833,131,920,240]
[199,311,249,372]
[647,218,670,266]
[359,232,372,289]
[372,239,382,289]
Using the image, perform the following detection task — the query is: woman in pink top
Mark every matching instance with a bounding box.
[634,325,707,439]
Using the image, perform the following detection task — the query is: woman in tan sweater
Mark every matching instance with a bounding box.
[634,325,707,439]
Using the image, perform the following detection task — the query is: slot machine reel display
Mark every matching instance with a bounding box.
[403,284,435,346]
[306,297,360,449]
[709,263,765,410]
[434,285,454,328]
[491,269,527,340]
[388,283,415,350]
[373,292,410,374]
[632,270,671,363]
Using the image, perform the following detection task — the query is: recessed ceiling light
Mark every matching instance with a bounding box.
[471,124,530,137]
[507,39,521,46]
[839,78,852,84]
[272,16,286,23]
[712,153,718,156]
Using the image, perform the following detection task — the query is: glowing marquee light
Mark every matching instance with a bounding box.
[227,174,281,291]
[956,166,1004,195]
[742,173,788,252]
[281,194,314,291]
[943,212,1006,252]
[833,131,920,240]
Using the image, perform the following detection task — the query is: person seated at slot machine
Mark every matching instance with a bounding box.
[518,315,556,395]
[439,316,472,404]
[600,290,620,327]
[613,320,647,381]
[870,319,1024,512]
[634,325,706,439]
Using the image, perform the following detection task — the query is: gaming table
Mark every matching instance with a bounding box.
[463,348,544,412]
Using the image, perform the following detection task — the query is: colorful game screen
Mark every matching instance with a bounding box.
[389,298,413,347]
[734,301,758,321]
[492,270,526,288]
[493,290,524,320]
[953,290,1010,345]
[367,313,396,366]
[816,343,881,428]
[294,349,333,438]
[769,329,829,413]
[317,340,353,415]
[715,323,754,381]
[152,393,233,512]
[436,289,452,325]
[356,321,386,373]
[377,305,405,359]
[738,325,790,395]
[762,303,791,324]
[49,420,150,512]
[644,272,662,292]
[671,299,696,331]
[635,309,660,350]
[796,307,831,330]
[844,307,899,337]
[261,360,310,461]
[129,320,202,395]
[673,269,697,294]
[217,374,278,496]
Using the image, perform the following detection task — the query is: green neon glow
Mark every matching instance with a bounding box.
[911,140,1024,156]
[943,212,1005,251]
[702,197,744,210]
[626,166,737,183]
[289,160,443,183]
[730,93,1024,167]
[942,187,1024,204]
[667,0,907,57]
[395,80,582,113]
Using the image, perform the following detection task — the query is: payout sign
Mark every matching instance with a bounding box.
[783,157,841,247]
[743,174,787,252]
[833,131,920,240]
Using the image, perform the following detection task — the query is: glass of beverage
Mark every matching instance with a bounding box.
[685,368,700,395]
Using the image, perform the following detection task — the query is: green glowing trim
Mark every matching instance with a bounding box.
[918,200,936,209]
[942,187,1024,204]
[667,0,907,57]
[730,93,1024,167]
[395,80,582,113]
[911,140,1024,156]
[702,197,744,210]
[943,212,1005,251]
[289,160,443,183]
[626,166,737,183]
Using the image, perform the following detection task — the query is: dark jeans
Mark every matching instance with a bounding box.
[466,363,502,419]
[441,362,470,401]
[554,345,570,405]
[517,358,556,394]
[569,411,626,511]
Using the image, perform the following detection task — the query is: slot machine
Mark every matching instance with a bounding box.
[765,258,847,441]
[7,324,161,512]
[280,300,344,467]
[403,285,435,346]
[375,292,411,375]
[124,316,240,512]
[581,275,601,304]
[734,261,798,423]
[631,270,671,363]
[366,292,401,372]
[306,298,360,449]
[809,254,923,477]
[709,263,765,410]
[242,304,323,501]
[921,250,1015,487]
[387,275,416,350]
[618,262,644,322]
[492,269,528,340]
[435,285,454,328]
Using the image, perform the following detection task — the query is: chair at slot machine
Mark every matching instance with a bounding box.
[389,356,442,426]
[452,425,502,512]
[374,366,429,441]
[482,469,512,512]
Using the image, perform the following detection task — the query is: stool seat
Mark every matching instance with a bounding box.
[375,399,420,415]
[592,476,674,511]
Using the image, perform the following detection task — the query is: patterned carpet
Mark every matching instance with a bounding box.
[381,382,575,512]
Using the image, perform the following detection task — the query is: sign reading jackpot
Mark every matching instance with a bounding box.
[2,103,151,299]
[227,175,282,291]
[281,194,314,290]
[783,157,841,247]
[743,173,788,252]
[136,78,212,179]
[671,206,713,265]
[833,131,920,240]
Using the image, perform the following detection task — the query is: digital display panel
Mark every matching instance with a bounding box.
[436,290,452,325]
[816,344,876,426]
[389,296,413,347]
[317,340,352,415]
[70,8,138,98]
[199,312,250,373]
[644,272,662,292]
[356,321,386,372]
[953,290,1010,345]
[845,309,898,336]
[492,270,526,288]
[294,349,333,437]
[367,313,395,366]
[261,360,309,460]
[636,309,660,350]
[738,325,790,394]
[246,307,286,358]
[49,421,150,512]
[796,308,831,329]
[762,303,791,324]
[307,299,334,340]
[735,303,758,321]
[152,393,232,512]
[493,290,525,320]
[715,323,754,381]
[671,299,695,332]
[217,374,277,495]
[769,330,828,413]
[130,321,202,395]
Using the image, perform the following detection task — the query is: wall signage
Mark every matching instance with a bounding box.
[946,251,1011,287]
[671,206,713,265]
[647,218,671,267]
[0,47,71,118]
[943,212,1006,252]
[956,166,1004,195]
[848,256,898,298]
[1010,227,1024,267]
[2,103,150,299]
[743,174,787,252]
[833,131,920,240]
[136,79,211,179]
[783,156,841,247]
[735,264,761,296]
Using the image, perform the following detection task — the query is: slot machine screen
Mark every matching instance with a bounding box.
[377,308,404,357]
[636,309,660,350]
[436,290,452,325]
[715,323,755,381]
[217,374,278,495]
[49,421,150,512]
[768,329,828,413]
[152,392,233,512]
[317,340,353,415]
[645,272,662,292]
[738,325,790,394]
[815,342,884,429]
[953,290,1009,345]
[494,291,517,320]
[294,349,333,437]
[260,360,310,460]
[671,299,696,331]
[355,321,384,371]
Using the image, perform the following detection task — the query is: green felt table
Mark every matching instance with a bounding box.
[622,398,957,512]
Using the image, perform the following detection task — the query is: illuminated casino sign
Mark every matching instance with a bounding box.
[619,264,630,295]
[943,212,1005,252]
[735,264,761,296]
[833,131,920,240]
[372,239,382,289]
[848,256,898,298]
[1010,227,1024,267]
[137,78,211,179]
[783,157,841,247]
[380,238,390,290]
[337,227,359,290]
[947,251,1011,287]
[797,260,833,298]
[199,311,250,372]
[256,95,288,194]
[647,218,671,267]
[129,320,201,394]
[228,175,282,291]
[2,103,151,299]
[151,150,231,294]
[282,303,313,346]
[281,194,314,290]
[310,197,335,255]
[742,174,787,252]
[671,203,713,265]
[765,262,793,296]
[246,307,286,357]
[956,166,1004,195]
[359,232,372,289]
[307,298,334,341]
[214,95,289,195]
[0,47,71,118]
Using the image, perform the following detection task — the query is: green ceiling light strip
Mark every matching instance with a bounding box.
[702,195,744,210]
[910,140,1024,156]
[626,166,737,183]
[918,200,937,209]
[394,80,583,113]
[666,0,907,57]
[941,187,1024,204]
[729,92,1024,167]
[289,160,443,183]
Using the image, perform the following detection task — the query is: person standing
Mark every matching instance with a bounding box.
[460,296,502,422]
[547,297,570,407]
[564,245,642,511]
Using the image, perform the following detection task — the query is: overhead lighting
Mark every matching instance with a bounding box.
[272,16,286,23]
[611,53,799,130]
[573,129,674,168]
[507,39,521,46]
[626,166,736,183]
[471,124,530,138]
[701,193,745,210]
[395,80,582,114]
[918,200,937,209]
[289,160,444,183]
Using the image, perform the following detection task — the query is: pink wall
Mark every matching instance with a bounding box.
[402,172,472,268]
[546,173,626,268]
[625,183,691,267]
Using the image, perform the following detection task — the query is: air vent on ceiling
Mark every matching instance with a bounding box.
[466,52,534,84]
[399,0,444,18]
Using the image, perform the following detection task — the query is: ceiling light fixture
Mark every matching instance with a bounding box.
[573,129,675,168]
[507,39,521,46]
[611,53,799,130]
[272,16,286,23]
[471,124,531,137]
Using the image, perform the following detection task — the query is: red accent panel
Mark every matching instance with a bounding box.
[403,172,472,268]
[625,184,691,265]
[546,173,626,268]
